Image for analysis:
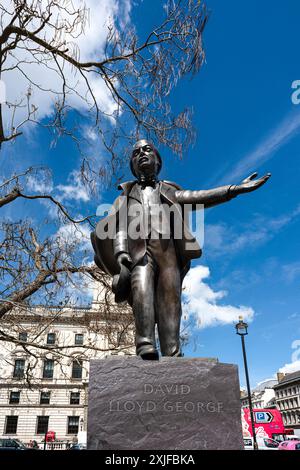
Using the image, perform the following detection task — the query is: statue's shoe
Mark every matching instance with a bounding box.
[137,344,159,361]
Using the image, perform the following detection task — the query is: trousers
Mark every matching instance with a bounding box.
[130,237,182,356]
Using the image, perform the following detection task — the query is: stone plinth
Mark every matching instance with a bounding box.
[87,357,243,450]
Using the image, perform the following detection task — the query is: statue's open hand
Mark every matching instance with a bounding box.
[117,252,132,270]
[232,172,271,195]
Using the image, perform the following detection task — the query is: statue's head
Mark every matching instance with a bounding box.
[130,139,162,178]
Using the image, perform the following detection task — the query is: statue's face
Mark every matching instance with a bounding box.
[131,140,158,177]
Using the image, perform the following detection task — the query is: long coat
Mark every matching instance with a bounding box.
[91,180,203,299]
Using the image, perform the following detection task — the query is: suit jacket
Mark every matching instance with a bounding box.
[91,179,234,285]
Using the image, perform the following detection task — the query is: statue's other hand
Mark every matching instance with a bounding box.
[233,172,271,195]
[117,252,132,270]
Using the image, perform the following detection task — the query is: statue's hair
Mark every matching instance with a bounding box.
[130,140,162,177]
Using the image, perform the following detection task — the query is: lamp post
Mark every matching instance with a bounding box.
[235,316,258,450]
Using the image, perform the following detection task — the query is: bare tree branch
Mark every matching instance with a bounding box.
[0,1,207,361]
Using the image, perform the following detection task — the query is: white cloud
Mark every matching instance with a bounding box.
[56,170,90,202]
[278,339,300,374]
[1,0,132,133]
[83,126,98,142]
[60,271,95,306]
[223,110,300,182]
[51,225,96,305]
[204,204,300,257]
[54,222,92,252]
[205,222,268,256]
[255,377,277,387]
[282,262,300,282]
[279,360,300,374]
[26,175,53,194]
[288,312,300,320]
[182,265,254,328]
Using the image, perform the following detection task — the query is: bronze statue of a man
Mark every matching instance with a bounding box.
[91,140,270,360]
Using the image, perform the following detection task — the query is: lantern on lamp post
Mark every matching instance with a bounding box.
[235,316,258,450]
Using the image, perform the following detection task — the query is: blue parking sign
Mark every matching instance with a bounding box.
[255,411,273,423]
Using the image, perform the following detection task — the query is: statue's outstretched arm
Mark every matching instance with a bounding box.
[175,172,271,208]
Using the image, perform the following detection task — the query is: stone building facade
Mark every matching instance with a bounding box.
[274,371,300,436]
[240,379,278,409]
[0,287,134,447]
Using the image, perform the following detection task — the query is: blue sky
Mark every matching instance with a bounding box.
[1,0,300,388]
[118,0,300,386]
[172,0,300,386]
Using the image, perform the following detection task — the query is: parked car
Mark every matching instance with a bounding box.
[244,437,279,450]
[285,434,300,440]
[68,443,87,450]
[0,438,30,450]
[278,440,300,450]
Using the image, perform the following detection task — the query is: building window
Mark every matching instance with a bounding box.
[36,416,49,435]
[47,333,56,345]
[18,332,27,342]
[75,334,84,345]
[5,416,18,434]
[67,416,79,434]
[70,392,80,405]
[13,359,25,379]
[40,392,51,405]
[9,391,20,404]
[43,359,54,379]
[71,360,83,379]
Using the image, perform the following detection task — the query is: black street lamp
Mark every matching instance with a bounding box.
[235,316,258,450]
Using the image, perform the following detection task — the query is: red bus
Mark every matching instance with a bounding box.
[242,408,290,442]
